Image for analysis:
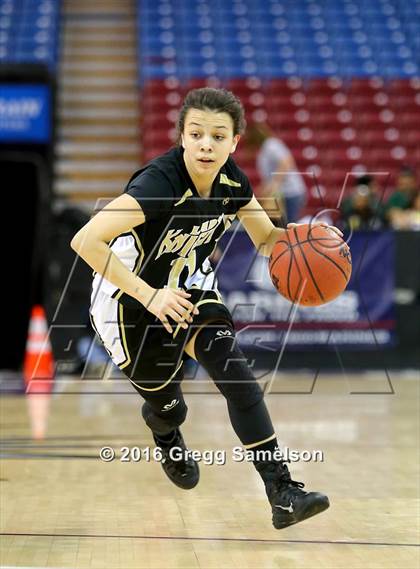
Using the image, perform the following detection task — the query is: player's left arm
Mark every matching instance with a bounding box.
[237,196,343,258]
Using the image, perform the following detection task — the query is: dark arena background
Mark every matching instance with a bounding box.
[0,1,419,568]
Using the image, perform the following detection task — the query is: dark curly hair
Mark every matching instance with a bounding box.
[176,87,246,143]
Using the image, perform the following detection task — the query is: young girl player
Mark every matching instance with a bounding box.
[71,88,339,529]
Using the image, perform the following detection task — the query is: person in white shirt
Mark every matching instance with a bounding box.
[247,122,307,224]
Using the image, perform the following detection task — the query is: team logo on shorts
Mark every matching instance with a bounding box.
[216,330,232,337]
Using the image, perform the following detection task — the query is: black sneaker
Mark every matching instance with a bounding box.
[256,460,329,529]
[153,429,200,490]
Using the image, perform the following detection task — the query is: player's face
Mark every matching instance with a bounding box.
[181,109,240,177]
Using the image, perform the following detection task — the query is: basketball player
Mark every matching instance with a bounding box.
[71,88,340,529]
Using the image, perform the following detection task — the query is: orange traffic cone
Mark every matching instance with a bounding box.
[23,305,55,440]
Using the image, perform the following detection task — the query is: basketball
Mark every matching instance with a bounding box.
[269,224,352,306]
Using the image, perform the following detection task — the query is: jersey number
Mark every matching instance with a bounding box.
[167,251,197,289]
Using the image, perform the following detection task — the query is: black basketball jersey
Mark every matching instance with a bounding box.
[92,146,253,307]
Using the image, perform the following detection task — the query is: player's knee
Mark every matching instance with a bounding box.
[141,399,187,435]
[194,321,264,410]
[194,320,236,365]
[218,368,264,411]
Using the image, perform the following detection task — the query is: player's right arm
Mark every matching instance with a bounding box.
[70,193,197,333]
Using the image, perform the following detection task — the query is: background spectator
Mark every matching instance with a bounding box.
[246,122,307,224]
[385,166,419,227]
[340,175,384,230]
[389,191,420,230]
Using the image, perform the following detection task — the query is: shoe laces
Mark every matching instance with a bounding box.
[155,431,195,473]
[259,459,306,492]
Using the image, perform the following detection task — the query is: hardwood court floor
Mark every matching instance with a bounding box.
[1,371,419,568]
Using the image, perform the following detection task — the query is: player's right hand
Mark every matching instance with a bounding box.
[145,288,199,334]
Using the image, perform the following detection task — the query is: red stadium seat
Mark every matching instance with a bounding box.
[399,130,420,147]
[305,78,344,95]
[237,167,260,190]
[142,112,176,130]
[363,147,409,169]
[292,145,320,165]
[387,94,420,112]
[143,148,168,162]
[356,128,392,147]
[386,79,420,97]
[273,134,309,150]
[316,129,353,148]
[347,78,385,96]
[142,78,182,95]
[183,78,223,91]
[322,147,365,166]
[264,78,304,96]
[264,92,307,111]
[237,91,266,109]
[141,92,183,112]
[234,150,256,171]
[352,110,396,127]
[268,110,304,129]
[142,129,174,146]
[308,111,341,129]
[306,94,347,112]
[409,147,420,171]
[394,111,420,128]
[348,94,389,111]
[225,77,263,94]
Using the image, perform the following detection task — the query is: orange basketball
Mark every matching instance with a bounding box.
[269,224,352,306]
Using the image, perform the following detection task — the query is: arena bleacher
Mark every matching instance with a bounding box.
[0,0,60,69]
[138,0,420,215]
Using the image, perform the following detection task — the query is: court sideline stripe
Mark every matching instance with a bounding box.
[0,532,418,548]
